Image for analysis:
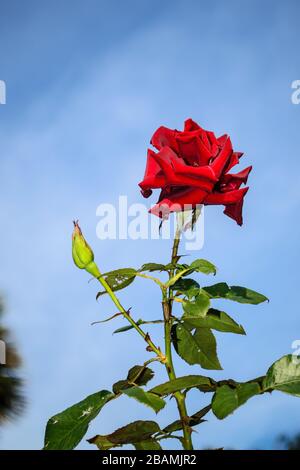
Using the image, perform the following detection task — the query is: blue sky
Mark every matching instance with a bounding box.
[0,0,300,450]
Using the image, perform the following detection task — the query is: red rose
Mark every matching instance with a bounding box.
[139,119,252,225]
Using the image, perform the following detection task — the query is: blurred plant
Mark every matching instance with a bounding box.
[44,119,300,450]
[0,298,24,424]
[278,433,300,450]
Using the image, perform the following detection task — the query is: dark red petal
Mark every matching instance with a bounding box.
[149,186,208,217]
[175,133,212,166]
[184,118,202,132]
[139,149,166,191]
[217,134,228,146]
[210,136,233,178]
[140,188,152,198]
[172,158,217,181]
[199,130,211,151]
[152,147,217,191]
[206,131,219,157]
[224,197,245,226]
[151,146,181,183]
[203,186,249,205]
[204,187,249,225]
[219,166,252,191]
[233,151,243,161]
[222,151,242,173]
[151,126,179,152]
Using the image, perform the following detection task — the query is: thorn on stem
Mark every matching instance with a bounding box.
[145,332,151,342]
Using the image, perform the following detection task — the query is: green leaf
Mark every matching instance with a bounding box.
[182,291,211,318]
[163,405,211,433]
[193,328,222,370]
[226,286,268,304]
[113,323,140,334]
[172,324,222,370]
[113,365,154,394]
[44,390,114,450]
[96,268,137,298]
[88,420,160,449]
[167,259,216,288]
[127,365,154,386]
[113,319,163,335]
[150,375,216,396]
[133,439,162,450]
[139,263,172,272]
[122,387,166,413]
[212,382,261,419]
[183,308,246,335]
[188,259,217,275]
[210,354,300,420]
[172,278,200,299]
[202,282,229,298]
[263,354,300,396]
[203,283,268,304]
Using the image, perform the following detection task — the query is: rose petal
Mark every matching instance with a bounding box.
[210,136,233,178]
[150,186,209,217]
[224,197,245,226]
[175,133,212,166]
[184,118,202,132]
[139,149,166,191]
[203,186,249,205]
[151,126,179,152]
[152,147,217,191]
[220,166,252,191]
[217,134,228,146]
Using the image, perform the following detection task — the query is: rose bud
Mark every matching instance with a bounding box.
[72,221,100,278]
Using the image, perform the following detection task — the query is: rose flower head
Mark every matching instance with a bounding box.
[139,119,252,225]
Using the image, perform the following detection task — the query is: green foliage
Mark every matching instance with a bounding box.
[183,308,245,335]
[44,390,114,450]
[171,323,222,370]
[183,291,211,318]
[96,268,137,298]
[133,439,162,450]
[51,223,296,451]
[112,365,165,413]
[88,420,161,450]
[212,382,261,419]
[139,263,173,273]
[150,375,216,396]
[187,259,217,276]
[167,259,216,288]
[113,319,163,335]
[211,355,300,419]
[203,283,268,304]
[112,365,154,394]
[163,405,211,433]
[264,355,300,396]
[122,387,166,413]
[172,278,200,299]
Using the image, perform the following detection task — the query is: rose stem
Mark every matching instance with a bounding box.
[162,224,194,450]
[96,273,165,362]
